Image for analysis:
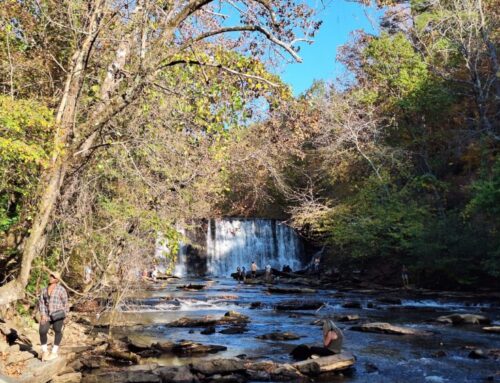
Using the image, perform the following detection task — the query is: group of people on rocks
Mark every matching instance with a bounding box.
[236,261,275,283]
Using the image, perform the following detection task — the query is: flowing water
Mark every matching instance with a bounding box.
[105,277,500,383]
[100,219,499,381]
[205,218,303,277]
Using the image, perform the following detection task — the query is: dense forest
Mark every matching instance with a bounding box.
[0,0,498,309]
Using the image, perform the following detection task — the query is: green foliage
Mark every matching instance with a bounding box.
[319,176,430,260]
[0,96,54,234]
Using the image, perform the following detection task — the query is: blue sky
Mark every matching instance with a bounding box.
[280,0,384,95]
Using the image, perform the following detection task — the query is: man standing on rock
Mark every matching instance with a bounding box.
[251,261,258,279]
[39,270,68,361]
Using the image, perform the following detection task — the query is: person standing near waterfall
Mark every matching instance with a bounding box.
[251,261,258,279]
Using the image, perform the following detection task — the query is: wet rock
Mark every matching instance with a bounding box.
[292,352,355,375]
[172,341,227,355]
[342,301,362,309]
[364,362,379,373]
[468,348,487,359]
[191,358,246,375]
[82,367,161,383]
[367,302,376,309]
[270,363,306,381]
[201,326,216,335]
[177,284,206,290]
[336,315,360,322]
[275,300,323,311]
[250,302,261,309]
[488,349,500,359]
[376,297,402,305]
[168,312,249,328]
[350,322,432,336]
[483,326,500,334]
[219,326,248,334]
[432,350,447,358]
[256,332,301,341]
[156,365,198,382]
[267,287,316,294]
[436,314,491,325]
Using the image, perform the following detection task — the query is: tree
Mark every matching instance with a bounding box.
[0,0,319,305]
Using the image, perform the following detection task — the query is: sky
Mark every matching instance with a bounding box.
[279,0,385,96]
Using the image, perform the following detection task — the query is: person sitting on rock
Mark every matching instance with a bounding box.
[323,319,343,354]
[241,266,246,282]
[290,319,344,361]
[39,270,69,361]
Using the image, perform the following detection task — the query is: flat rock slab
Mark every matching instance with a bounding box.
[256,332,301,341]
[436,314,491,325]
[293,352,355,375]
[275,301,323,311]
[268,287,316,294]
[483,326,500,334]
[350,322,432,336]
[10,355,68,383]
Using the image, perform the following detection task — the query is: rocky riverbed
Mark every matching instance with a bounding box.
[1,276,499,382]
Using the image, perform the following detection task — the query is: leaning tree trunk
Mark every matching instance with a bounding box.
[0,1,105,306]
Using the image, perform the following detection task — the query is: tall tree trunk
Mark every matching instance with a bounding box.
[0,0,105,306]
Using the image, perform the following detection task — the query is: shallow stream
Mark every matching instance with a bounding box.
[102,277,500,382]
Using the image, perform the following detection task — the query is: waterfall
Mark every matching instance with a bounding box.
[206,218,303,277]
[173,226,188,277]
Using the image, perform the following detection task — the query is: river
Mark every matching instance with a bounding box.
[96,276,500,383]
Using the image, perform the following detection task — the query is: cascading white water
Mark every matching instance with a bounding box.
[206,218,303,276]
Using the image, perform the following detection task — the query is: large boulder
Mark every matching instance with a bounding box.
[436,314,491,325]
[350,322,432,336]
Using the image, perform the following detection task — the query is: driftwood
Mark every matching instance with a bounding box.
[483,326,500,334]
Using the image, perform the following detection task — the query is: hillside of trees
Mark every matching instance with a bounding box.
[0,0,498,308]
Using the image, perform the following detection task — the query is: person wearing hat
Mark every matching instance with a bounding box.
[38,270,68,361]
